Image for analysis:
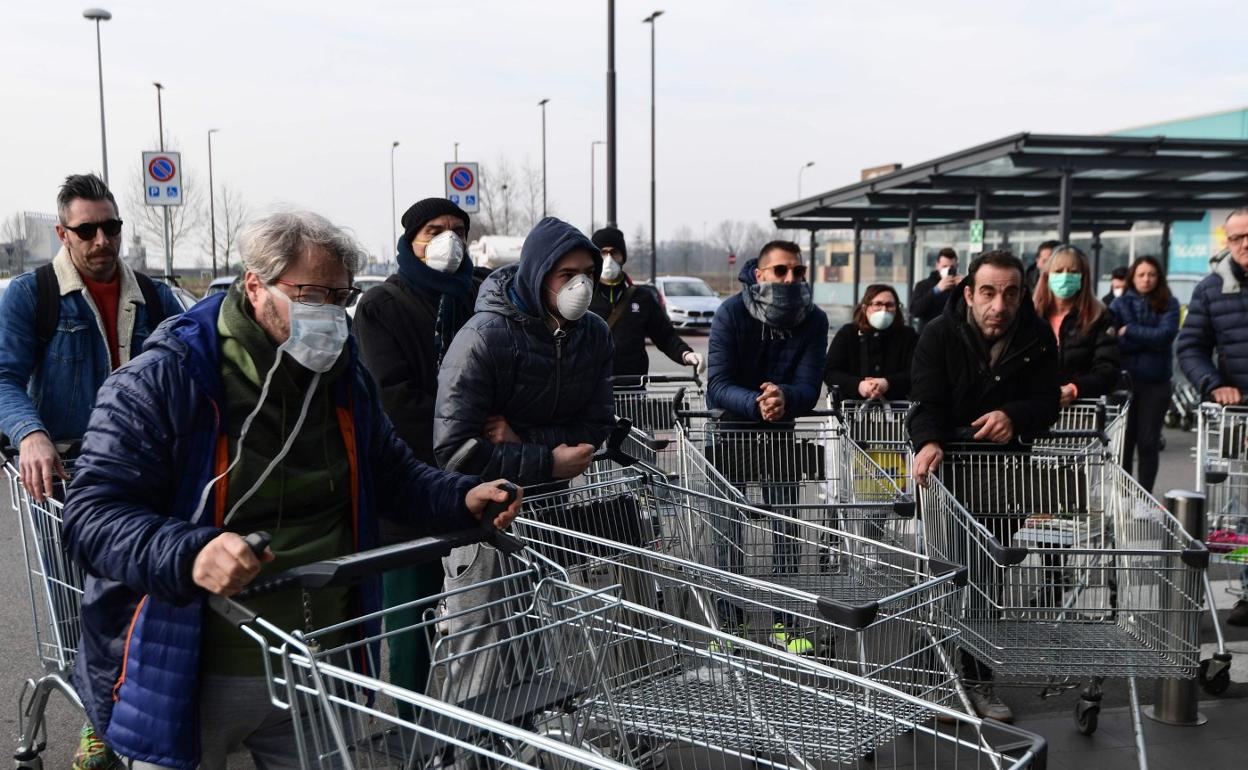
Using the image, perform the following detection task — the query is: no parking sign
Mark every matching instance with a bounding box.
[444,162,480,213]
[143,151,183,206]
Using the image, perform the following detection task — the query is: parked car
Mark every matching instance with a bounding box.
[167,285,199,312]
[0,278,10,303]
[203,275,238,297]
[347,275,386,319]
[654,276,721,330]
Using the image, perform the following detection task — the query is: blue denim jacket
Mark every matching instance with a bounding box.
[0,251,181,445]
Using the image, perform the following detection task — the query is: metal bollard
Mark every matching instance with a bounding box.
[1144,490,1207,726]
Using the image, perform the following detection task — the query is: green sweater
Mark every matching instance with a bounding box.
[201,286,353,677]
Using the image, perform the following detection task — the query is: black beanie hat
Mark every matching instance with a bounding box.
[401,198,470,243]
[591,226,627,263]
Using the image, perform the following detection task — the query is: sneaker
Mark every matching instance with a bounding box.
[968,685,1014,723]
[71,724,120,770]
[1228,599,1248,627]
[770,623,815,655]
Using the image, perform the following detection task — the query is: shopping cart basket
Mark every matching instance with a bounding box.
[827,391,915,496]
[215,522,1047,769]
[610,373,704,434]
[920,440,1216,764]
[514,470,968,706]
[4,450,88,770]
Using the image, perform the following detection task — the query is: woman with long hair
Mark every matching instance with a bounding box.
[824,284,918,402]
[1112,255,1180,493]
[1032,245,1121,406]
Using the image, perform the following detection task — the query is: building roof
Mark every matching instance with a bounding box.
[772,133,1248,232]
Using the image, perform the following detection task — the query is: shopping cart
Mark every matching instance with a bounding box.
[1033,397,1129,464]
[4,450,88,770]
[610,373,704,434]
[215,521,1048,769]
[830,396,915,495]
[513,470,968,706]
[920,439,1218,766]
[672,407,919,551]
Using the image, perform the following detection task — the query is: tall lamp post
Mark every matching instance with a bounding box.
[798,160,815,199]
[605,0,617,227]
[207,129,219,277]
[538,98,550,217]
[454,141,459,162]
[83,8,112,185]
[153,81,172,277]
[390,141,400,248]
[643,10,664,283]
[589,140,604,233]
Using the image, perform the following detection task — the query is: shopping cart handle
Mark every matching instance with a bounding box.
[988,539,1029,567]
[891,497,917,518]
[815,597,879,630]
[609,374,700,386]
[927,558,968,587]
[480,482,524,555]
[1181,541,1209,570]
[592,418,641,467]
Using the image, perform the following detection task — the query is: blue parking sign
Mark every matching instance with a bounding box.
[148,186,160,198]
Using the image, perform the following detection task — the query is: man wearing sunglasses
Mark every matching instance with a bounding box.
[0,174,181,507]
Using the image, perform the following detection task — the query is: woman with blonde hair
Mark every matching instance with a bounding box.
[1032,245,1120,406]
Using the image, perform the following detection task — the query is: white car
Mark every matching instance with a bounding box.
[347,275,387,319]
[654,276,721,330]
[203,276,237,297]
[0,278,10,303]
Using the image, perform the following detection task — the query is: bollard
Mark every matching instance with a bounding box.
[1144,490,1207,726]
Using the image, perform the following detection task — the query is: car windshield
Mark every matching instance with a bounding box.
[663,280,715,297]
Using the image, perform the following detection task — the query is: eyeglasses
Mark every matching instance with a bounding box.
[761,263,807,280]
[63,219,123,240]
[866,301,897,311]
[1227,233,1248,245]
[274,279,363,307]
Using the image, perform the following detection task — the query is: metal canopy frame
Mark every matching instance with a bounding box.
[772,132,1248,304]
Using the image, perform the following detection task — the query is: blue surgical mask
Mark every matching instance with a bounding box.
[1048,272,1082,300]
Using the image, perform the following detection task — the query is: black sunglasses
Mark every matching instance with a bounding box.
[63,219,124,240]
[763,263,807,280]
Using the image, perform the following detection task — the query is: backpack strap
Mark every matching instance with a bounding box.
[606,285,638,330]
[133,272,169,331]
[34,264,61,358]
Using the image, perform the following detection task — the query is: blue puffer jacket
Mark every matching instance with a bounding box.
[1178,256,1248,395]
[61,293,479,769]
[0,253,181,445]
[1111,289,1180,385]
[433,217,615,484]
[706,259,829,421]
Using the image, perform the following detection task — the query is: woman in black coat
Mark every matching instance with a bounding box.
[824,284,918,403]
[1032,245,1121,406]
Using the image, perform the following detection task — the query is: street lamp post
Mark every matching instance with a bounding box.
[538,99,549,217]
[153,81,172,277]
[606,0,617,227]
[207,129,219,277]
[798,160,815,199]
[590,140,604,233]
[454,142,459,162]
[83,8,112,185]
[643,10,664,283]
[390,141,400,248]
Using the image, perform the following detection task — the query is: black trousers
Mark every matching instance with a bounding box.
[1122,380,1170,494]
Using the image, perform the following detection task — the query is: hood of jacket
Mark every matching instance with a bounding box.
[738,257,760,287]
[509,217,602,317]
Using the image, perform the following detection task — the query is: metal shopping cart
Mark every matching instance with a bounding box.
[920,440,1218,767]
[610,374,705,434]
[4,450,88,770]
[513,470,968,707]
[213,521,1047,769]
[1034,397,1130,464]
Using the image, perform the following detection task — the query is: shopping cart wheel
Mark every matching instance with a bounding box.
[1198,657,1231,695]
[13,751,41,770]
[1164,411,1179,429]
[1075,698,1100,735]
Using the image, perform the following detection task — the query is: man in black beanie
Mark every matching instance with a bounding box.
[589,225,700,379]
[353,197,481,719]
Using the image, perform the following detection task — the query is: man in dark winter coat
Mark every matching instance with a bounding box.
[907,249,1060,723]
[588,226,701,378]
[1177,207,1248,626]
[353,197,481,719]
[910,247,959,329]
[1024,240,1061,294]
[59,211,519,770]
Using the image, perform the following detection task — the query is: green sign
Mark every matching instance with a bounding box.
[968,219,985,254]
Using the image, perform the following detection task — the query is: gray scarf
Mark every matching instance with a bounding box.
[742,281,813,337]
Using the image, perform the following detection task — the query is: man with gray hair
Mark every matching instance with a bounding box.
[0,173,181,505]
[60,210,522,769]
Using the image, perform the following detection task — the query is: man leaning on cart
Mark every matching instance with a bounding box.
[60,211,521,770]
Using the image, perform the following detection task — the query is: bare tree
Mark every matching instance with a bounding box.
[478,155,519,236]
[210,185,249,275]
[520,157,558,231]
[670,225,696,274]
[712,219,747,257]
[1,213,28,274]
[125,141,207,271]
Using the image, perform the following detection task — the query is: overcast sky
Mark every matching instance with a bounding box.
[3,0,1245,261]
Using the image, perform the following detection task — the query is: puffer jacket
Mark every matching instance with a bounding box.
[1050,307,1121,399]
[1178,255,1248,395]
[1112,290,1180,385]
[588,274,691,377]
[706,259,829,421]
[823,321,918,402]
[433,217,615,485]
[61,293,479,769]
[907,279,1060,450]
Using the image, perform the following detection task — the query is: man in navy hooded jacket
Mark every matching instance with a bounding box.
[59,211,520,770]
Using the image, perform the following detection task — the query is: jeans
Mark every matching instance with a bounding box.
[1122,380,1170,494]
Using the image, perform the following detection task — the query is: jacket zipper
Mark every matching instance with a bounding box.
[112,595,149,702]
[551,329,565,419]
